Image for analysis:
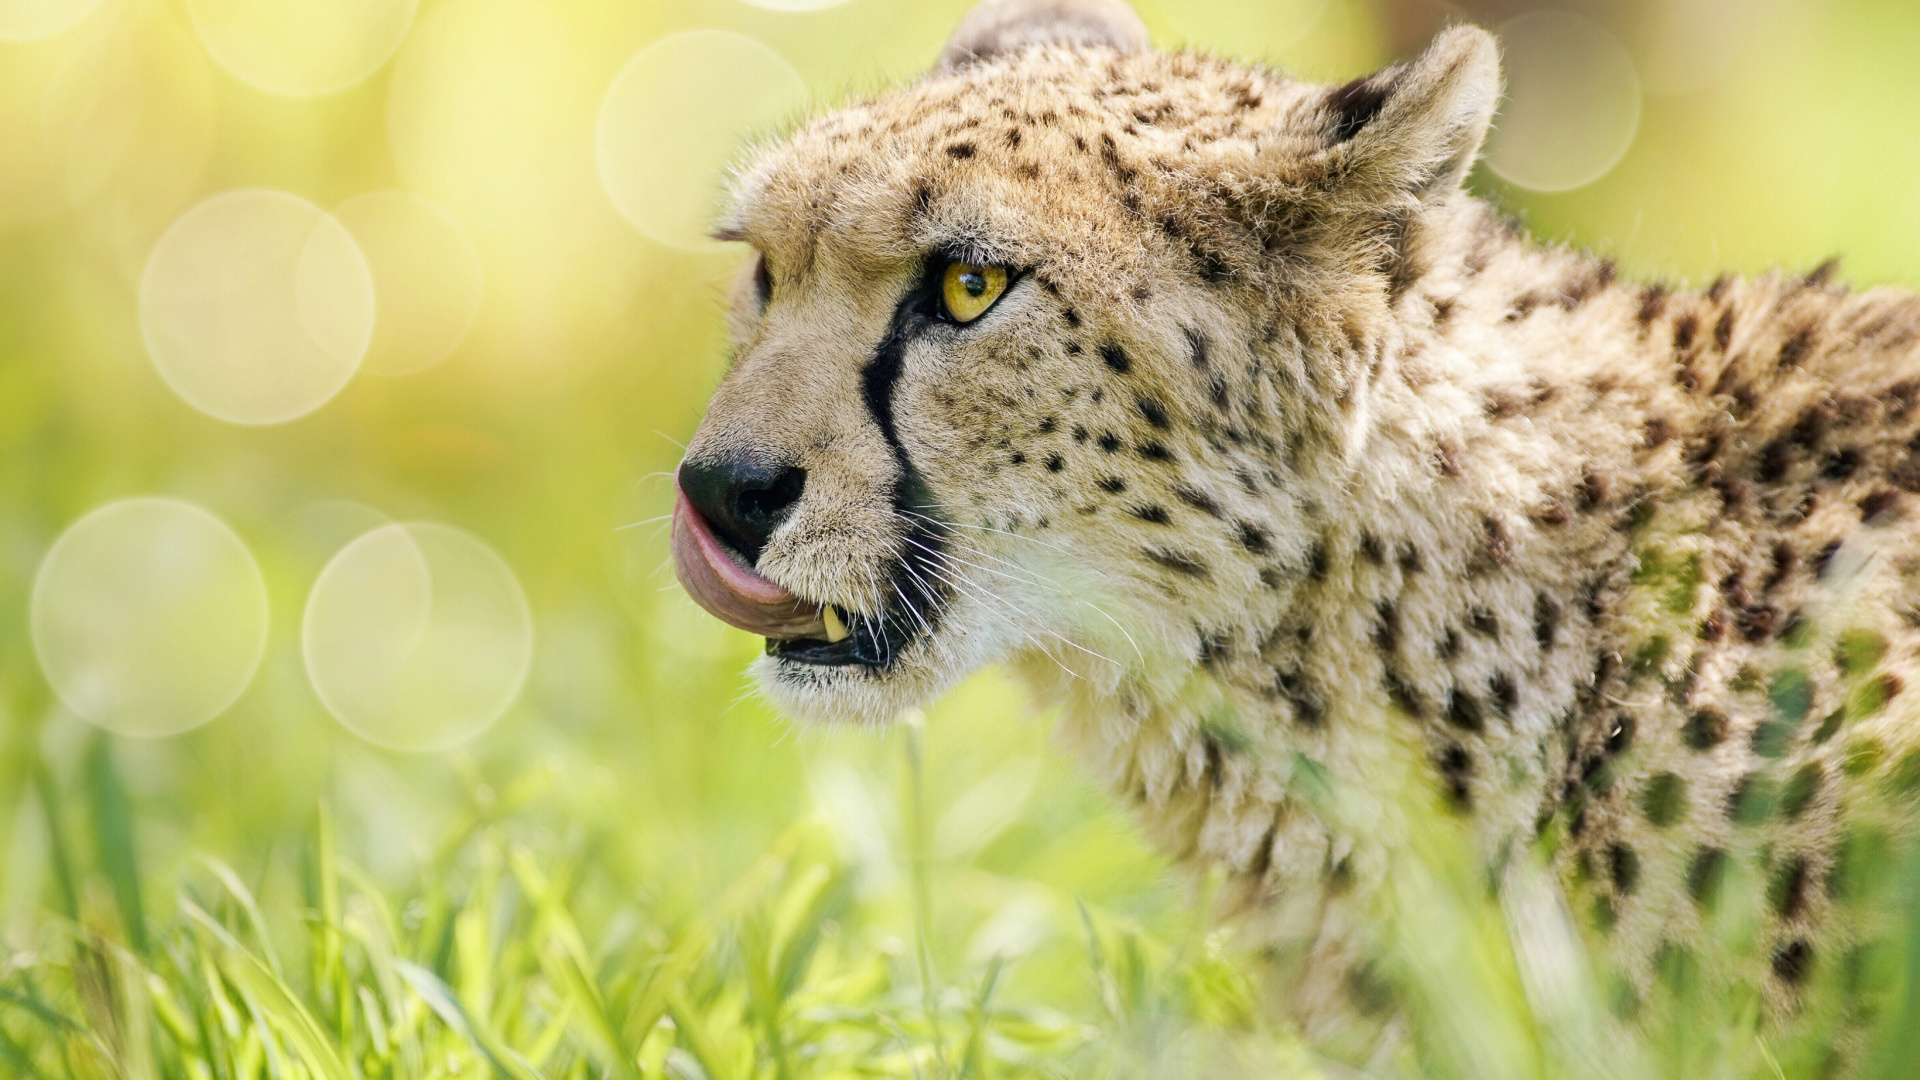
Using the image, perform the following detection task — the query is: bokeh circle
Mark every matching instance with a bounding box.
[1486,12,1641,193]
[332,191,484,376]
[186,0,417,97]
[140,189,374,425]
[595,30,808,251]
[303,522,532,752]
[0,0,103,42]
[31,498,269,737]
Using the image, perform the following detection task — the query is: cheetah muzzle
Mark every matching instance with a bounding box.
[668,0,1920,1059]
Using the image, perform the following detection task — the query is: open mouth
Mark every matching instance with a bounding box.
[670,486,941,669]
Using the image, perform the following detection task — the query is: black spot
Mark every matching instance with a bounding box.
[1770,856,1810,919]
[1779,326,1814,368]
[1534,594,1561,651]
[1640,772,1687,827]
[1683,709,1729,750]
[1305,541,1327,582]
[1729,773,1777,824]
[1468,607,1499,637]
[1445,690,1484,733]
[1861,489,1900,521]
[1714,309,1734,351]
[1275,669,1322,728]
[1096,433,1120,453]
[1781,763,1822,819]
[1384,667,1425,718]
[1137,441,1173,462]
[945,142,976,159]
[1823,448,1861,481]
[1045,453,1064,472]
[1609,844,1641,895]
[1772,940,1813,985]
[1674,313,1699,351]
[1130,504,1171,525]
[1489,672,1518,717]
[1096,476,1126,494]
[1145,547,1209,578]
[1198,632,1231,668]
[1359,533,1385,565]
[1237,521,1270,554]
[1010,452,1026,465]
[1482,516,1514,567]
[1373,601,1400,652]
[1636,284,1669,327]
[1184,327,1210,369]
[1100,344,1130,373]
[1605,713,1636,756]
[1688,848,1726,907]
[1136,396,1170,429]
[1436,744,1473,808]
[1173,484,1222,518]
[1072,425,1089,443]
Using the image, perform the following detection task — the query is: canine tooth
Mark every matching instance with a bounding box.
[822,605,850,643]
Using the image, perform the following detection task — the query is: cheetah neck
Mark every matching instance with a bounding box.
[1025,203,1690,888]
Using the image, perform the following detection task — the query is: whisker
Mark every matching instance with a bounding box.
[615,514,673,532]
[901,534,1143,664]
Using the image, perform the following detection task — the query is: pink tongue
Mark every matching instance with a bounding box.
[671,488,827,639]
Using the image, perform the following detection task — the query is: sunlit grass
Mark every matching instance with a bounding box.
[7,687,1920,1079]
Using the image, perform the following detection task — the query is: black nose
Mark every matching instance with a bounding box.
[677,454,807,564]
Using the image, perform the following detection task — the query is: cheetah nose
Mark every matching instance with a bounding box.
[676,454,806,563]
[671,480,827,640]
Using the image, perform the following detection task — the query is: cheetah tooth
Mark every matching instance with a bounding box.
[822,605,850,643]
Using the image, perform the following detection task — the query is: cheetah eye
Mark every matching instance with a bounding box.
[939,261,1008,324]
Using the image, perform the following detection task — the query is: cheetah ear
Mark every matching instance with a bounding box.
[936,0,1150,72]
[1319,25,1500,202]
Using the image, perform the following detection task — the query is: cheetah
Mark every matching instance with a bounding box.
[667,0,1920,1060]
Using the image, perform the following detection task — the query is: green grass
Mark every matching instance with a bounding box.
[0,695,1289,1080]
[8,684,1920,1079]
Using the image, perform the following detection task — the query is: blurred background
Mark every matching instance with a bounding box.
[3,0,1920,1075]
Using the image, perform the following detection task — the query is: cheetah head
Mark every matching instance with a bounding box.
[672,0,1501,724]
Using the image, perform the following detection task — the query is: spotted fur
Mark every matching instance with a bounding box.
[679,0,1920,1058]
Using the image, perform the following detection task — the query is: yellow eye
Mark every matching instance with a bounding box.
[940,262,1008,324]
